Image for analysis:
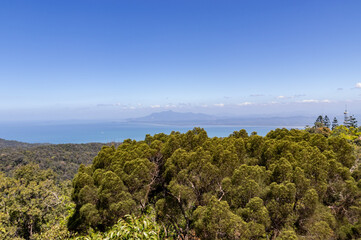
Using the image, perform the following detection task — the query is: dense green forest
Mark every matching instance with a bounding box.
[0,138,42,149]
[1,123,361,239]
[0,142,120,181]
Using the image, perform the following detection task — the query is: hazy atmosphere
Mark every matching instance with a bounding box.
[1,0,361,122]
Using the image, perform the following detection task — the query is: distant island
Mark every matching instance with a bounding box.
[127,110,314,126]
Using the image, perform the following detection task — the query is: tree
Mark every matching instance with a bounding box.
[193,197,249,240]
[75,213,171,240]
[0,164,73,239]
[67,127,361,240]
[265,182,297,233]
[307,221,334,240]
[315,115,324,128]
[324,115,331,128]
[332,117,339,130]
[349,115,358,128]
[277,227,298,240]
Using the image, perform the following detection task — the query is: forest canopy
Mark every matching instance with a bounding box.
[1,126,361,239]
[68,127,361,239]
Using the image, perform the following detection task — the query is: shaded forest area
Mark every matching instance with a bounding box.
[0,138,42,149]
[1,124,361,239]
[0,142,120,181]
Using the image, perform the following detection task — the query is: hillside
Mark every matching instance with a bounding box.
[0,141,120,181]
[0,138,42,149]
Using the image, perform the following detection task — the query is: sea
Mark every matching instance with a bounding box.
[0,122,303,144]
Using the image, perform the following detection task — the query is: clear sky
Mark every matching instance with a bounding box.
[1,0,361,121]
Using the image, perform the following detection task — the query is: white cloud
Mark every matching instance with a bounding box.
[150,105,161,108]
[237,102,253,106]
[277,95,304,99]
[301,99,319,103]
[300,99,331,103]
[356,83,361,88]
[214,103,225,107]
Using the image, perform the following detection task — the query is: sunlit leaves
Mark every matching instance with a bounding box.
[69,127,361,239]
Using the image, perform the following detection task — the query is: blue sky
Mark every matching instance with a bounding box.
[1,0,361,121]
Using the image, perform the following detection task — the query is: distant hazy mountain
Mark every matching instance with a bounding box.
[127,110,314,126]
[127,110,218,123]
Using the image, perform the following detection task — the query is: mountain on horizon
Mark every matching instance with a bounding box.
[127,110,314,126]
[127,110,217,123]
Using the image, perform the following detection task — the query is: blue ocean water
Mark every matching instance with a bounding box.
[0,122,302,144]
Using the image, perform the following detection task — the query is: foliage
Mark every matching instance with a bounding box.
[332,117,339,130]
[2,124,361,239]
[74,214,171,240]
[69,127,361,239]
[0,142,120,181]
[331,125,361,142]
[0,138,40,149]
[0,164,74,240]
